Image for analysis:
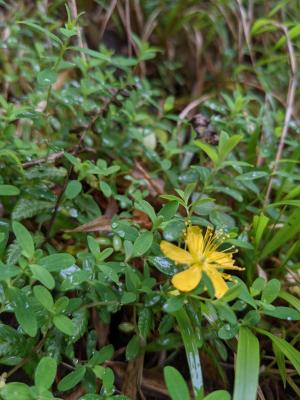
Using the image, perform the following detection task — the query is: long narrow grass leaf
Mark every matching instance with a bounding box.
[256,328,300,374]
[233,327,259,400]
[173,307,204,399]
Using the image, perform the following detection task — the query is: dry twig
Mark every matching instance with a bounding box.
[68,0,86,62]
[264,23,297,203]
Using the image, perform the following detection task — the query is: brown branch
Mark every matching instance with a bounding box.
[264,23,298,204]
[99,0,118,41]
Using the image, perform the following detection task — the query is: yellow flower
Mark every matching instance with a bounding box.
[160,225,244,298]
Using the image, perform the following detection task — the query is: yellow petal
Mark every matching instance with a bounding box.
[205,268,228,298]
[209,251,242,270]
[160,241,194,265]
[186,226,204,256]
[171,265,202,292]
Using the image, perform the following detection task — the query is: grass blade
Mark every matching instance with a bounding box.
[233,327,259,400]
[173,307,204,399]
[256,328,300,374]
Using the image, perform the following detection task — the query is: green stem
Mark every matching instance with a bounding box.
[173,306,204,399]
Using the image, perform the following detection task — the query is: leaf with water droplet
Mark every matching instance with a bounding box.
[37,69,57,86]
[263,306,300,321]
[149,256,180,276]
[218,323,239,340]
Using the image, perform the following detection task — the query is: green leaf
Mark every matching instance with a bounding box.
[121,291,136,304]
[53,297,69,313]
[69,46,111,62]
[98,247,113,262]
[160,194,186,207]
[18,21,63,45]
[261,279,281,303]
[251,18,274,35]
[236,171,268,181]
[218,134,243,162]
[93,365,115,392]
[279,290,300,312]
[87,235,100,258]
[132,231,153,257]
[262,306,300,321]
[218,323,238,340]
[273,343,287,387]
[135,200,157,224]
[33,285,54,311]
[89,344,114,366]
[126,335,141,360]
[233,327,259,400]
[71,309,89,343]
[164,96,175,112]
[138,308,152,339]
[256,328,300,374]
[163,296,184,313]
[259,209,300,260]
[37,69,58,86]
[150,256,180,276]
[53,315,75,336]
[158,201,178,221]
[14,291,37,337]
[253,213,269,246]
[217,284,242,303]
[12,199,54,220]
[268,200,300,208]
[0,264,21,281]
[275,24,300,49]
[35,356,57,389]
[227,239,253,250]
[12,221,34,259]
[283,185,300,200]
[125,268,141,291]
[65,180,82,199]
[58,366,86,391]
[173,308,204,399]
[39,253,75,272]
[182,183,196,204]
[0,383,32,400]
[250,277,265,296]
[163,366,190,400]
[243,310,261,327]
[29,264,55,289]
[99,181,112,198]
[0,185,20,196]
[102,367,115,392]
[203,390,231,400]
[194,140,219,166]
[215,303,237,325]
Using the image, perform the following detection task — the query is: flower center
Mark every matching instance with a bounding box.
[198,255,206,264]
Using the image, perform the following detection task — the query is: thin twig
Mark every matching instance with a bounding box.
[264,23,297,204]
[236,0,255,66]
[6,337,46,378]
[22,151,66,168]
[99,0,118,41]
[22,84,137,169]
[68,0,86,62]
[125,0,132,57]
[133,0,144,33]
[42,165,73,244]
